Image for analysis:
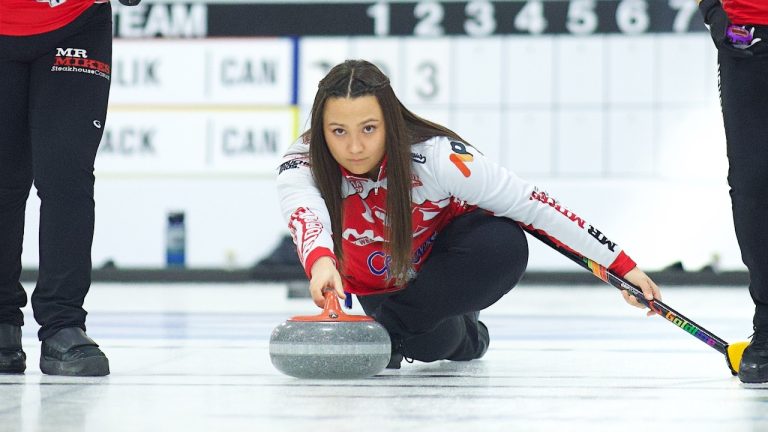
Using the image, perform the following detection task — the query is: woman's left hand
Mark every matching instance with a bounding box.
[621,267,662,316]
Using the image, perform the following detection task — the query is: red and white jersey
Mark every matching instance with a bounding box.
[723,0,768,25]
[277,136,636,296]
[0,0,97,36]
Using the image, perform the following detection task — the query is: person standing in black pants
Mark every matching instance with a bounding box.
[698,0,768,383]
[0,0,136,376]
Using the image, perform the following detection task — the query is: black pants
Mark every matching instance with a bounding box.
[0,4,111,340]
[358,211,528,362]
[718,28,768,329]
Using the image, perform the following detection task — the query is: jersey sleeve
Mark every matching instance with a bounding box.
[276,139,337,278]
[425,138,636,277]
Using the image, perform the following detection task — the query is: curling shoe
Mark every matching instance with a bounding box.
[40,327,109,376]
[466,311,489,360]
[444,313,489,362]
[475,320,490,360]
[0,324,26,374]
[387,352,403,369]
[387,339,404,369]
[738,328,768,384]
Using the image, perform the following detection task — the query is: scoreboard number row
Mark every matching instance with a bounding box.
[366,0,700,37]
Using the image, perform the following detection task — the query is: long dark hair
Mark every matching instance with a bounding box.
[305,60,467,286]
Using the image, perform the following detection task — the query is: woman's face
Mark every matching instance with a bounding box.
[323,95,386,179]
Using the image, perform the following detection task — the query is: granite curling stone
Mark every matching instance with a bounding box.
[269,291,391,379]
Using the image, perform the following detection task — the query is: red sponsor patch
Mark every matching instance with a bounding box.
[289,207,323,263]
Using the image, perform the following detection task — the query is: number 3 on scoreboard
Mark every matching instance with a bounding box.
[415,62,438,100]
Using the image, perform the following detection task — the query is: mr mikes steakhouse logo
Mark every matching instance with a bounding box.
[51,48,111,80]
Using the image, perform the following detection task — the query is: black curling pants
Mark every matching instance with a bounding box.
[718,32,768,330]
[358,211,529,362]
[0,4,111,340]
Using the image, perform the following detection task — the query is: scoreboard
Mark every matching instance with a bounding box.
[82,0,731,269]
[101,0,716,179]
[111,1,706,38]
[100,39,297,177]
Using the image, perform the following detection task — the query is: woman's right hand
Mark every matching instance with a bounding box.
[308,256,346,308]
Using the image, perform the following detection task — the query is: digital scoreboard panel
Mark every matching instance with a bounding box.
[103,0,714,179]
[112,1,706,38]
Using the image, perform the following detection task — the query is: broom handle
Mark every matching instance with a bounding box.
[523,227,730,355]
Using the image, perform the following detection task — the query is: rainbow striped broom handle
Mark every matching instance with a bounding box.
[523,227,735,366]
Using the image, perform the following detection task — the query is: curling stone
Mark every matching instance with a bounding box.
[269,290,391,379]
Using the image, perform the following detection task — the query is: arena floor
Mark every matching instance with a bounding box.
[0,282,765,432]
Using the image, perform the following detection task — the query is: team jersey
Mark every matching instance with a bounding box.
[723,0,768,25]
[277,136,636,296]
[0,0,97,36]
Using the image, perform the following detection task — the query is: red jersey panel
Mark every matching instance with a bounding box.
[278,136,637,296]
[339,172,474,294]
[723,0,768,25]
[0,0,96,36]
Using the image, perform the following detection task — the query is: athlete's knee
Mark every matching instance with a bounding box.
[482,219,529,288]
[0,178,33,209]
[728,169,768,200]
[33,172,96,200]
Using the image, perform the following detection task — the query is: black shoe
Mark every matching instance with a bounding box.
[476,320,489,359]
[386,338,406,369]
[40,328,109,376]
[445,313,489,361]
[466,312,489,360]
[0,324,25,374]
[739,329,768,384]
[386,352,403,369]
